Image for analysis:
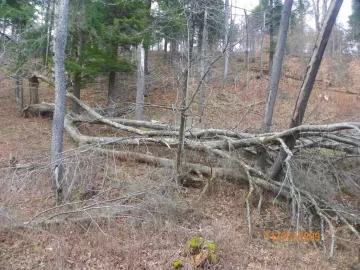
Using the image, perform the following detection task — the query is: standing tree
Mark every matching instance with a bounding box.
[223,0,229,81]
[258,0,294,171]
[349,0,360,49]
[270,0,344,179]
[136,43,145,120]
[51,0,70,204]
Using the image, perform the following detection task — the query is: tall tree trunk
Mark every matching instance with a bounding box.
[312,0,321,33]
[72,72,81,113]
[164,38,168,59]
[223,0,229,81]
[72,3,85,114]
[107,71,116,110]
[244,10,249,83]
[270,0,344,179]
[258,0,294,171]
[136,43,145,120]
[269,0,274,72]
[260,11,266,78]
[42,0,51,66]
[29,76,39,105]
[143,0,151,75]
[263,0,294,133]
[176,67,189,185]
[51,0,70,204]
[15,73,23,111]
[198,8,208,119]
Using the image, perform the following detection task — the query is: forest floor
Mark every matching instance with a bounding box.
[0,53,360,269]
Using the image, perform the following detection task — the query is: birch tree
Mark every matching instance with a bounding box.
[51,0,70,204]
[136,43,145,120]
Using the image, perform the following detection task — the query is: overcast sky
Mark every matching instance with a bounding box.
[232,0,352,28]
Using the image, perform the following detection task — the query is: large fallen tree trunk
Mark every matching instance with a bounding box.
[22,93,360,258]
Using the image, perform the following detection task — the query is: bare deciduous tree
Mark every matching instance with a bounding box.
[270,0,344,179]
[136,43,145,121]
[223,0,229,81]
[51,0,70,204]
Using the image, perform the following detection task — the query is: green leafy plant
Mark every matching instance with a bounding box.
[172,259,183,269]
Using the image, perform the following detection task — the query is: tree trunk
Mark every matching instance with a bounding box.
[260,11,266,78]
[107,71,116,109]
[263,0,294,133]
[258,0,294,171]
[176,67,189,185]
[270,0,344,179]
[42,0,51,66]
[72,72,81,113]
[269,0,274,72]
[29,76,40,105]
[198,8,208,119]
[223,0,229,81]
[244,10,250,82]
[164,38,168,59]
[143,0,151,75]
[136,43,145,120]
[51,0,70,204]
[15,73,23,111]
[312,0,321,33]
[72,6,85,114]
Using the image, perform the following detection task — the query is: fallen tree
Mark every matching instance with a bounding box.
[20,93,360,257]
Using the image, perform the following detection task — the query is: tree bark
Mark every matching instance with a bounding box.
[29,75,39,105]
[263,0,294,133]
[72,6,85,114]
[198,8,208,119]
[164,38,168,59]
[270,0,344,179]
[15,73,23,111]
[269,0,274,73]
[223,0,229,81]
[107,71,116,111]
[144,0,151,75]
[136,43,145,120]
[51,0,70,204]
[258,0,294,171]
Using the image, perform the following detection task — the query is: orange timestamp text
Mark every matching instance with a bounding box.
[265,231,321,242]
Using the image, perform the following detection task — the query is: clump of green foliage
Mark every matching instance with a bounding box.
[172,259,183,269]
[184,236,218,266]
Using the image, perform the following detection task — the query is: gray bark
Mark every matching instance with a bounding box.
[223,0,229,81]
[258,0,294,171]
[270,0,344,179]
[29,76,39,105]
[198,8,208,119]
[269,0,274,72]
[72,2,85,114]
[15,73,23,111]
[136,43,145,120]
[260,11,266,78]
[107,71,116,109]
[51,0,70,204]
[263,0,294,133]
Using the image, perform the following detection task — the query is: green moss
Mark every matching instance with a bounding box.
[340,185,351,195]
[204,241,217,263]
[273,198,281,205]
[185,236,204,254]
[172,259,183,269]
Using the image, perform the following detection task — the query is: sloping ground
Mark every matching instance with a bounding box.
[0,54,360,269]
